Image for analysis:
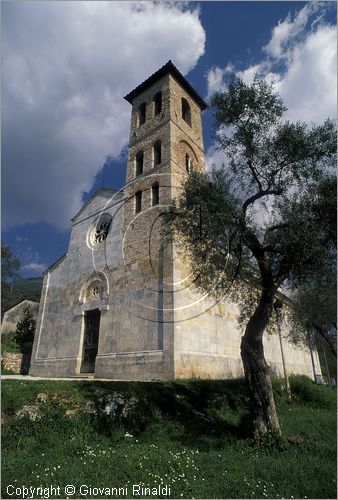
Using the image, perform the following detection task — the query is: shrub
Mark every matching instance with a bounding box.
[1,331,20,353]
[289,375,336,409]
[15,306,35,347]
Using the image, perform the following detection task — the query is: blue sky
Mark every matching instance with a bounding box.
[2,1,336,277]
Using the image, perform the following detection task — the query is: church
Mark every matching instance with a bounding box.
[29,61,321,380]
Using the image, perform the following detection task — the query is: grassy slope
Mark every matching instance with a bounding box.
[1,376,336,499]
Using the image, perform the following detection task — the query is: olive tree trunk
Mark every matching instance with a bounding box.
[240,286,281,439]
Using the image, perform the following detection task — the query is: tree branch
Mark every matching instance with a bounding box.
[265,223,289,233]
[314,325,337,358]
[242,188,283,216]
[247,159,263,192]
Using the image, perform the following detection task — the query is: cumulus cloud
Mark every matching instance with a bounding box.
[206,3,336,123]
[263,2,322,59]
[207,64,232,97]
[205,3,336,232]
[2,1,205,230]
[275,24,336,122]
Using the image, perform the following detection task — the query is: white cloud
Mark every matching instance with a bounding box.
[206,4,336,124]
[21,262,47,274]
[263,2,320,59]
[2,1,205,230]
[207,66,228,98]
[237,64,264,85]
[275,24,337,122]
[205,143,225,172]
[204,3,336,232]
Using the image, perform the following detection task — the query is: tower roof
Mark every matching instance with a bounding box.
[124,60,208,110]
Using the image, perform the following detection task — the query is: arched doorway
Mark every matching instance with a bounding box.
[80,277,107,373]
[81,308,101,373]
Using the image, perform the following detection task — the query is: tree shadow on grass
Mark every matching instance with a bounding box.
[72,378,251,448]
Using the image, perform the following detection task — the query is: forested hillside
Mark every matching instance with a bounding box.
[1,276,42,315]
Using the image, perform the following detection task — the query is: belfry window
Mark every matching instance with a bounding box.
[152,182,159,206]
[154,92,162,115]
[135,151,144,176]
[153,140,162,166]
[135,191,142,213]
[185,154,193,173]
[138,102,146,126]
[181,98,191,126]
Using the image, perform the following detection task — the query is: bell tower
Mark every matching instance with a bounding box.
[120,62,208,378]
[123,60,207,232]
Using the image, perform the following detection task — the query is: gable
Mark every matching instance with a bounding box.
[71,188,124,225]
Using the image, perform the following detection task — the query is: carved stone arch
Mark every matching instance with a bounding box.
[179,140,198,172]
[79,271,109,304]
[179,140,198,162]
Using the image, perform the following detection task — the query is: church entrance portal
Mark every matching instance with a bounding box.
[81,309,101,373]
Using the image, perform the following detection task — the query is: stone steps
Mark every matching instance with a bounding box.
[68,373,95,379]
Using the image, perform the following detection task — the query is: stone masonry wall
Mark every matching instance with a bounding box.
[1,300,39,335]
[2,352,31,374]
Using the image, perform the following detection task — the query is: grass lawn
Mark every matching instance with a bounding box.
[1,376,336,499]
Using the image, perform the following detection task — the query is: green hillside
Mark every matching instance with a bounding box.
[1,276,42,314]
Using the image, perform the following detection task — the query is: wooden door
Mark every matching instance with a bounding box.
[81,309,100,373]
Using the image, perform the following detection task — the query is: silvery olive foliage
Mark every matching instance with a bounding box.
[167,76,336,329]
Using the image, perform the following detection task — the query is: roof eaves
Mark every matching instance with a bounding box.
[44,253,68,275]
[124,60,208,110]
[71,187,123,223]
[3,298,39,314]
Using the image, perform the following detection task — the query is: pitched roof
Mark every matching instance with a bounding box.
[124,60,208,110]
[2,298,39,314]
[71,187,122,223]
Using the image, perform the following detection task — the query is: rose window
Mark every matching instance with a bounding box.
[94,219,111,243]
[88,213,112,248]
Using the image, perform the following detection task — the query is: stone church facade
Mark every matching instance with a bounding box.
[29,61,321,380]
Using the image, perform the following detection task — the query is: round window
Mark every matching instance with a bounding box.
[88,213,112,248]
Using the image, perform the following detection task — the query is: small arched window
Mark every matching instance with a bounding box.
[85,280,103,302]
[138,102,146,126]
[135,191,142,213]
[135,151,144,176]
[185,153,193,173]
[153,140,162,166]
[152,182,159,206]
[154,92,162,115]
[181,98,191,126]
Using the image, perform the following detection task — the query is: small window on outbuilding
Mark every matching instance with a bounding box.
[152,182,159,206]
[181,98,191,126]
[135,191,142,213]
[154,92,162,115]
[135,151,144,176]
[153,140,162,166]
[185,154,193,173]
[138,102,146,126]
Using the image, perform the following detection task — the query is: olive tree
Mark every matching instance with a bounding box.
[167,76,336,438]
[288,175,336,358]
